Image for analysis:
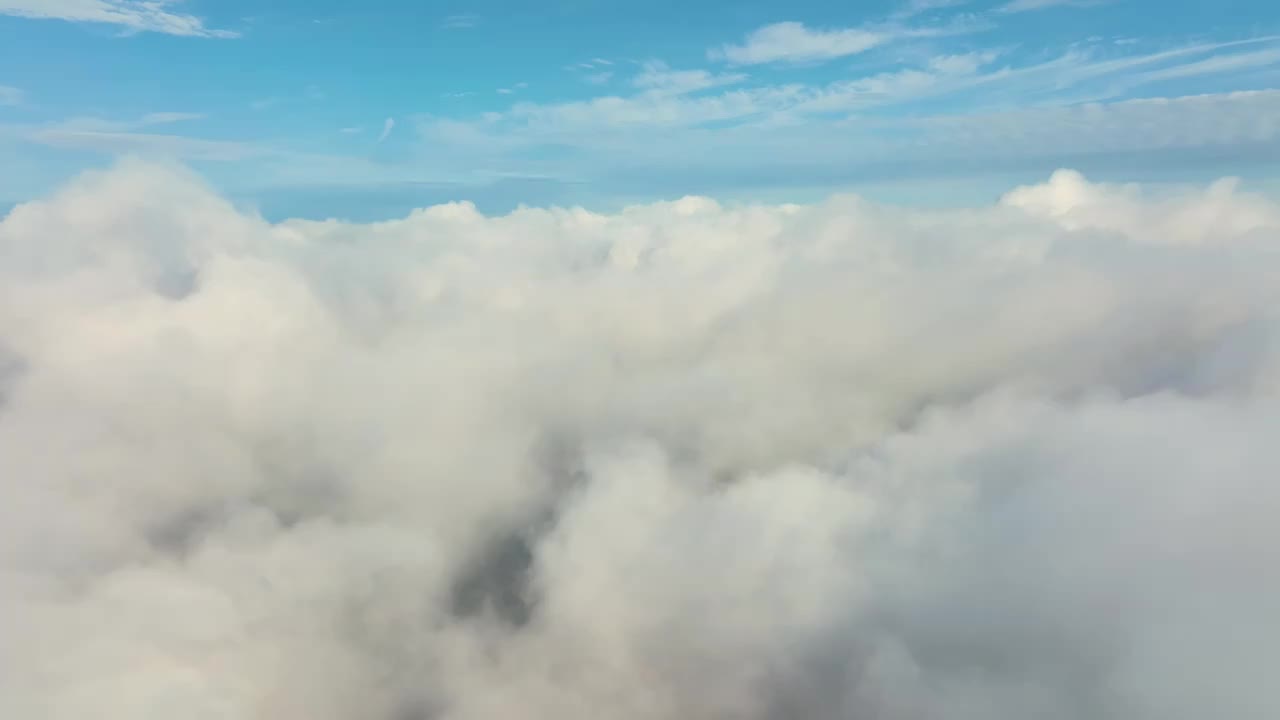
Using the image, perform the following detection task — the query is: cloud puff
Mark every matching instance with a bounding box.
[1,161,1279,719]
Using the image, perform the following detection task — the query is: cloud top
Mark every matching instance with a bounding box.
[1,161,1279,719]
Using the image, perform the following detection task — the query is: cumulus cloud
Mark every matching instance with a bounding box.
[1,160,1279,720]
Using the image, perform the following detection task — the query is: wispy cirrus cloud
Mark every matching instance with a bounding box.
[250,86,325,112]
[569,58,614,71]
[709,15,988,66]
[477,37,1279,142]
[893,0,970,19]
[440,13,479,29]
[631,61,748,95]
[3,110,253,161]
[0,86,23,107]
[377,117,396,143]
[998,0,1109,13]
[710,21,888,65]
[400,35,1280,201]
[1133,47,1280,84]
[0,0,236,38]
[568,58,618,85]
[23,127,251,160]
[38,111,204,134]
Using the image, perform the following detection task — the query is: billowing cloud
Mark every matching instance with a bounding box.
[1,161,1279,719]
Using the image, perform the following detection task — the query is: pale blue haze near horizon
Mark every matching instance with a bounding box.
[2,0,1279,219]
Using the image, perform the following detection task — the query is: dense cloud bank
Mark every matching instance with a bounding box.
[1,161,1278,719]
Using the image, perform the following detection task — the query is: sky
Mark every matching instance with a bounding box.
[2,0,1280,218]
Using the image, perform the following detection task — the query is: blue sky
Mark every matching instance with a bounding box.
[2,0,1279,218]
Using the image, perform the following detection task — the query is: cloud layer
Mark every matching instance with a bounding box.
[1,162,1279,719]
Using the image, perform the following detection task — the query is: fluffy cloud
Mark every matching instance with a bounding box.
[1,161,1279,719]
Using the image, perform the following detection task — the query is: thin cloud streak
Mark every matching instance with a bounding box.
[0,0,236,37]
[377,117,396,143]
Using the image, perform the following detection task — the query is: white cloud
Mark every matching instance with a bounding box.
[42,112,205,134]
[249,86,326,112]
[1133,47,1280,83]
[377,117,395,143]
[400,84,1280,207]
[440,13,479,29]
[420,35,1280,153]
[0,0,236,37]
[631,61,749,95]
[569,59,619,85]
[999,0,1108,13]
[912,90,1280,157]
[1,160,1279,719]
[7,110,248,160]
[711,21,888,65]
[339,127,362,134]
[23,128,252,160]
[709,15,986,66]
[136,111,202,125]
[0,85,23,106]
[894,0,969,17]
[784,49,1002,114]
